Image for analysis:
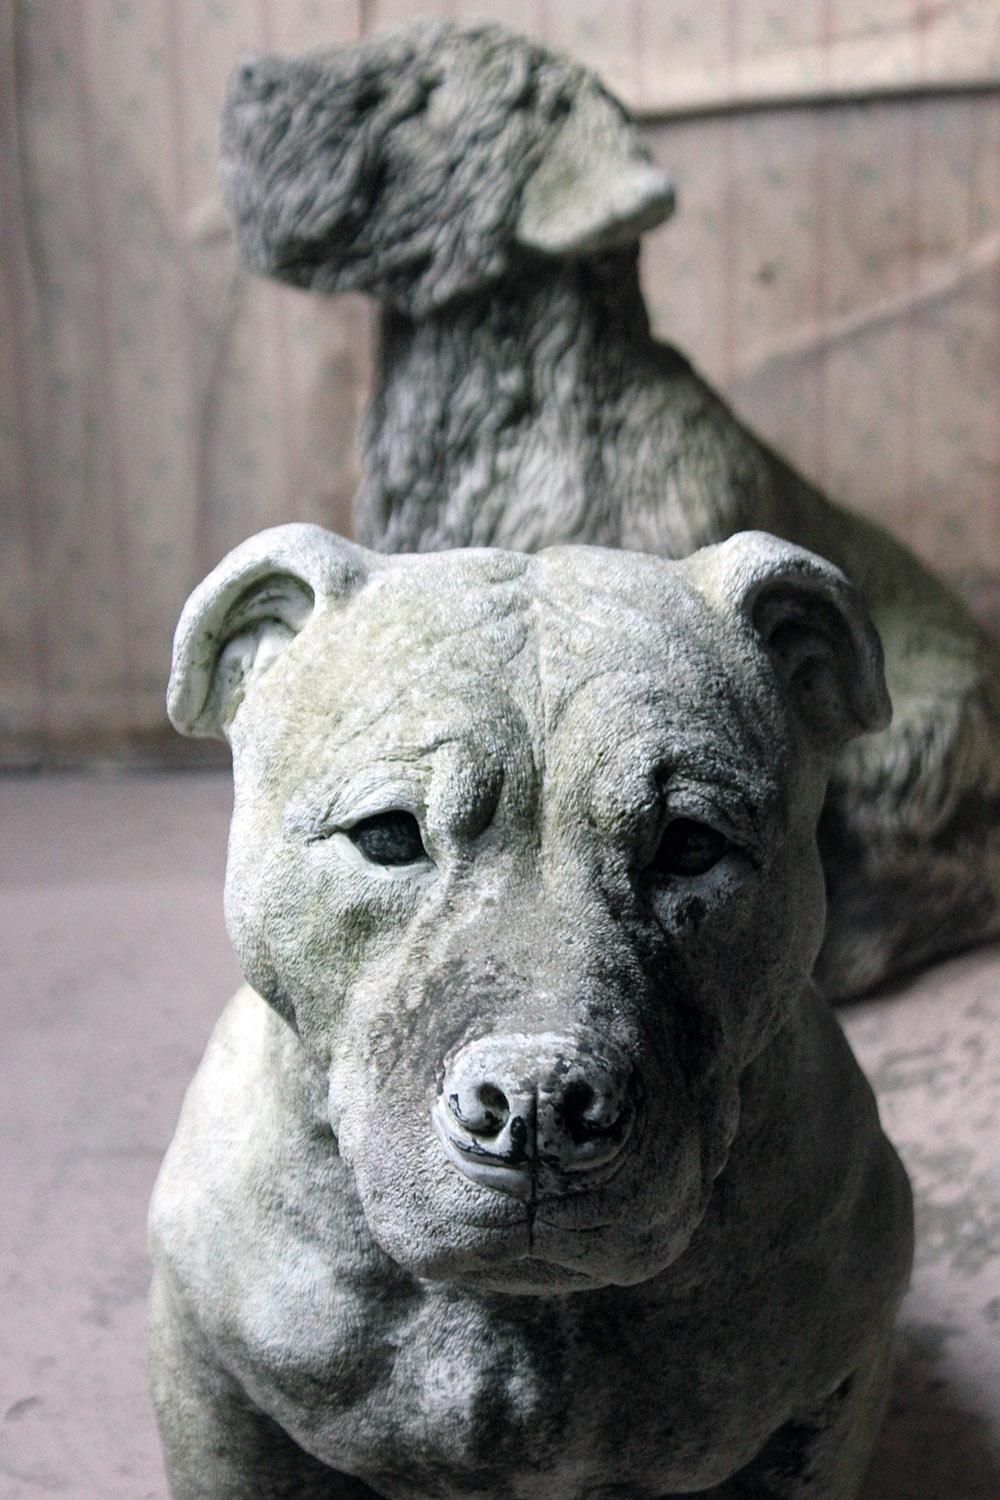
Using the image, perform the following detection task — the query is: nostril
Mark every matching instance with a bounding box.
[561,1080,599,1142]
[448,1081,511,1138]
[475,1083,510,1132]
[559,1076,631,1145]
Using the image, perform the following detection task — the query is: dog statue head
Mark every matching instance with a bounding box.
[168,527,888,1294]
[220,21,675,316]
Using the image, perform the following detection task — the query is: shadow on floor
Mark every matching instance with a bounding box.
[860,1325,1000,1499]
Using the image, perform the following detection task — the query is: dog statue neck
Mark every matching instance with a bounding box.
[355,246,659,554]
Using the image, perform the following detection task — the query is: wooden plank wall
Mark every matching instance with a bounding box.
[2,1,999,763]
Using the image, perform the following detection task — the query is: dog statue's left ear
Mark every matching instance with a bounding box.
[515,81,675,257]
[690,531,892,753]
[168,525,370,739]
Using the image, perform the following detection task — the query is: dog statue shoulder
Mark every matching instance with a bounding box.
[219,21,1000,1001]
[150,524,913,1500]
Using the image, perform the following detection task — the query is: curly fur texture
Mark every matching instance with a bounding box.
[220,21,1000,998]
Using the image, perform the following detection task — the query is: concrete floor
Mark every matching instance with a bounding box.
[1,773,998,1499]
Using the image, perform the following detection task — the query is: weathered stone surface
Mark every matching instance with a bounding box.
[149,525,913,1499]
[220,22,1000,1001]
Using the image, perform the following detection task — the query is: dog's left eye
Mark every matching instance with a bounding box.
[647,819,732,879]
[346,810,428,866]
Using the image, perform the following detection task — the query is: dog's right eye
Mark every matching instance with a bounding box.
[346,810,428,866]
[647,819,732,879]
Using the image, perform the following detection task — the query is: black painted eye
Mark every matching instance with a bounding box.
[647,819,732,879]
[347,810,427,867]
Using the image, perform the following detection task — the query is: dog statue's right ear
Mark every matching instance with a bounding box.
[515,80,675,257]
[168,525,369,739]
[689,531,891,755]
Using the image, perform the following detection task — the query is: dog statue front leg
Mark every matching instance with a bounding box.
[148,1272,378,1500]
[701,1342,894,1500]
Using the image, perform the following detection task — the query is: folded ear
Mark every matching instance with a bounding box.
[516,81,675,257]
[690,532,891,752]
[168,524,370,739]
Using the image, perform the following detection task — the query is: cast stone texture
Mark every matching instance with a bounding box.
[219,21,1000,1001]
[149,523,914,1499]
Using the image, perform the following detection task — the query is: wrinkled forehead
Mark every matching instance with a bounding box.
[262,548,782,802]
[263,552,535,772]
[530,549,783,799]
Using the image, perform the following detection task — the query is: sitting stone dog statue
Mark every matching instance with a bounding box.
[220,21,1000,1000]
[150,523,913,1499]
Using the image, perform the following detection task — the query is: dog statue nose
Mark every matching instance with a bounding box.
[433,1034,636,1198]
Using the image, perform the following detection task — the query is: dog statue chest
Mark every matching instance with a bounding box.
[155,991,862,1500]
[197,1157,762,1500]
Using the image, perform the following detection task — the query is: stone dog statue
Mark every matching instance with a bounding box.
[220,21,1000,1000]
[150,522,913,1499]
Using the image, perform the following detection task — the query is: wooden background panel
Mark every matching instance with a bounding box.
[0,0,372,759]
[372,0,1000,111]
[643,91,1000,574]
[1,0,999,761]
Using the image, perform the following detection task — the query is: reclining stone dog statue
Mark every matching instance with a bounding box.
[150,522,913,1499]
[220,20,1000,1000]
